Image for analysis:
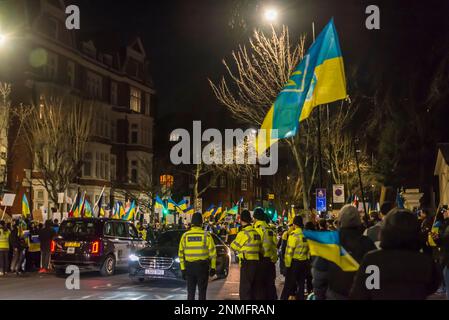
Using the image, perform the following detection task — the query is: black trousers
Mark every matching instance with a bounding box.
[281,259,309,300]
[185,260,209,300]
[41,248,51,269]
[26,251,41,272]
[0,250,9,273]
[239,260,264,300]
[261,258,278,300]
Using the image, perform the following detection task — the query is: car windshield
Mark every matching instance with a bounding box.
[156,231,184,247]
[59,220,98,237]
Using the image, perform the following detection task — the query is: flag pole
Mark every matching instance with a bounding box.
[354,139,368,224]
[93,185,106,217]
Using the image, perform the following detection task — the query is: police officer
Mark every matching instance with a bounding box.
[253,207,278,300]
[136,222,147,241]
[231,210,263,300]
[281,215,310,300]
[0,221,10,276]
[178,212,216,300]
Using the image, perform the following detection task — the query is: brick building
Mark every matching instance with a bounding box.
[0,0,155,216]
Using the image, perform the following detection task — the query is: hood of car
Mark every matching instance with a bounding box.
[137,245,178,258]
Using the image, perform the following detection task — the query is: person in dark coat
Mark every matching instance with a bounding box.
[10,221,28,275]
[312,205,376,300]
[38,220,56,273]
[350,208,441,300]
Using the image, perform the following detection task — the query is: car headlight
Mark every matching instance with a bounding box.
[129,254,140,262]
[174,257,180,263]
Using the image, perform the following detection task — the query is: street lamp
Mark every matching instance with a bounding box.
[264,8,278,23]
[0,34,6,47]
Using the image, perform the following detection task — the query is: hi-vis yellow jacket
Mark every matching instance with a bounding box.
[284,228,309,267]
[178,226,216,271]
[254,220,278,263]
[0,229,10,250]
[231,225,262,262]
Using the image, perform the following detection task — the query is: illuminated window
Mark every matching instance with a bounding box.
[130,87,141,112]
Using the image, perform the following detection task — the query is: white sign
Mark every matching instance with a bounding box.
[62,212,69,220]
[183,196,191,207]
[12,214,21,220]
[332,184,345,204]
[1,193,16,207]
[165,213,175,224]
[58,193,65,204]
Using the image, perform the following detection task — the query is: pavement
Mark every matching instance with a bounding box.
[0,261,286,300]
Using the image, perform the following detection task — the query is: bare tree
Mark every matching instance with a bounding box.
[209,26,322,209]
[21,88,93,206]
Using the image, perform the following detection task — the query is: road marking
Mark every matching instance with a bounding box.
[153,294,173,300]
[81,295,93,299]
[129,294,146,300]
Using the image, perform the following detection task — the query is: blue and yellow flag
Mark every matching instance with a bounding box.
[167,198,177,211]
[203,204,215,219]
[303,230,359,272]
[112,202,121,219]
[155,195,165,210]
[122,200,136,221]
[22,194,31,218]
[119,202,126,219]
[257,19,346,154]
[227,205,239,215]
[184,205,194,215]
[214,203,225,222]
[178,199,188,211]
[84,199,93,218]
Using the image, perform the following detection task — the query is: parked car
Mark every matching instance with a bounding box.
[52,218,147,276]
[128,229,231,282]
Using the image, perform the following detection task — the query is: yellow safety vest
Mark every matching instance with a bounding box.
[138,229,147,241]
[27,234,41,252]
[178,226,217,271]
[284,228,309,267]
[0,229,10,250]
[254,220,278,263]
[231,225,262,262]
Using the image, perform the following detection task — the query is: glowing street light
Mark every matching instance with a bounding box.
[0,34,6,46]
[264,8,278,23]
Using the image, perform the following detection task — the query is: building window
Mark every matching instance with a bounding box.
[83,152,92,177]
[145,93,151,115]
[130,123,139,144]
[241,176,248,191]
[211,176,217,188]
[87,72,102,99]
[220,175,226,188]
[110,155,116,181]
[95,152,100,177]
[67,61,75,87]
[110,120,116,142]
[111,82,117,105]
[43,51,58,79]
[130,87,141,112]
[130,160,138,183]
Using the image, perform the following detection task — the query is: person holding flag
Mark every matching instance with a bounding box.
[305,205,375,300]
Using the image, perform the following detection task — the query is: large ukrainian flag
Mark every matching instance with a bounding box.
[257,19,347,154]
[303,230,359,272]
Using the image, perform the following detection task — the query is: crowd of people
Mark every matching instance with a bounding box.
[177,202,449,300]
[2,201,449,301]
[0,218,58,276]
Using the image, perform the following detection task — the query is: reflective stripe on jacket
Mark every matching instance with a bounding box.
[178,226,217,271]
[231,225,262,262]
[254,220,278,263]
[284,228,309,267]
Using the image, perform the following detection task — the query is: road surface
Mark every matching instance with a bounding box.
[0,261,286,300]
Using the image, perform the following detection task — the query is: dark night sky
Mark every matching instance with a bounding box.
[72,0,449,120]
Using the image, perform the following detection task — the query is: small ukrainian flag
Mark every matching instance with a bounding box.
[303,230,359,272]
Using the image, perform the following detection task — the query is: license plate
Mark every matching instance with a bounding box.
[65,242,80,247]
[145,269,164,275]
[66,247,75,254]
